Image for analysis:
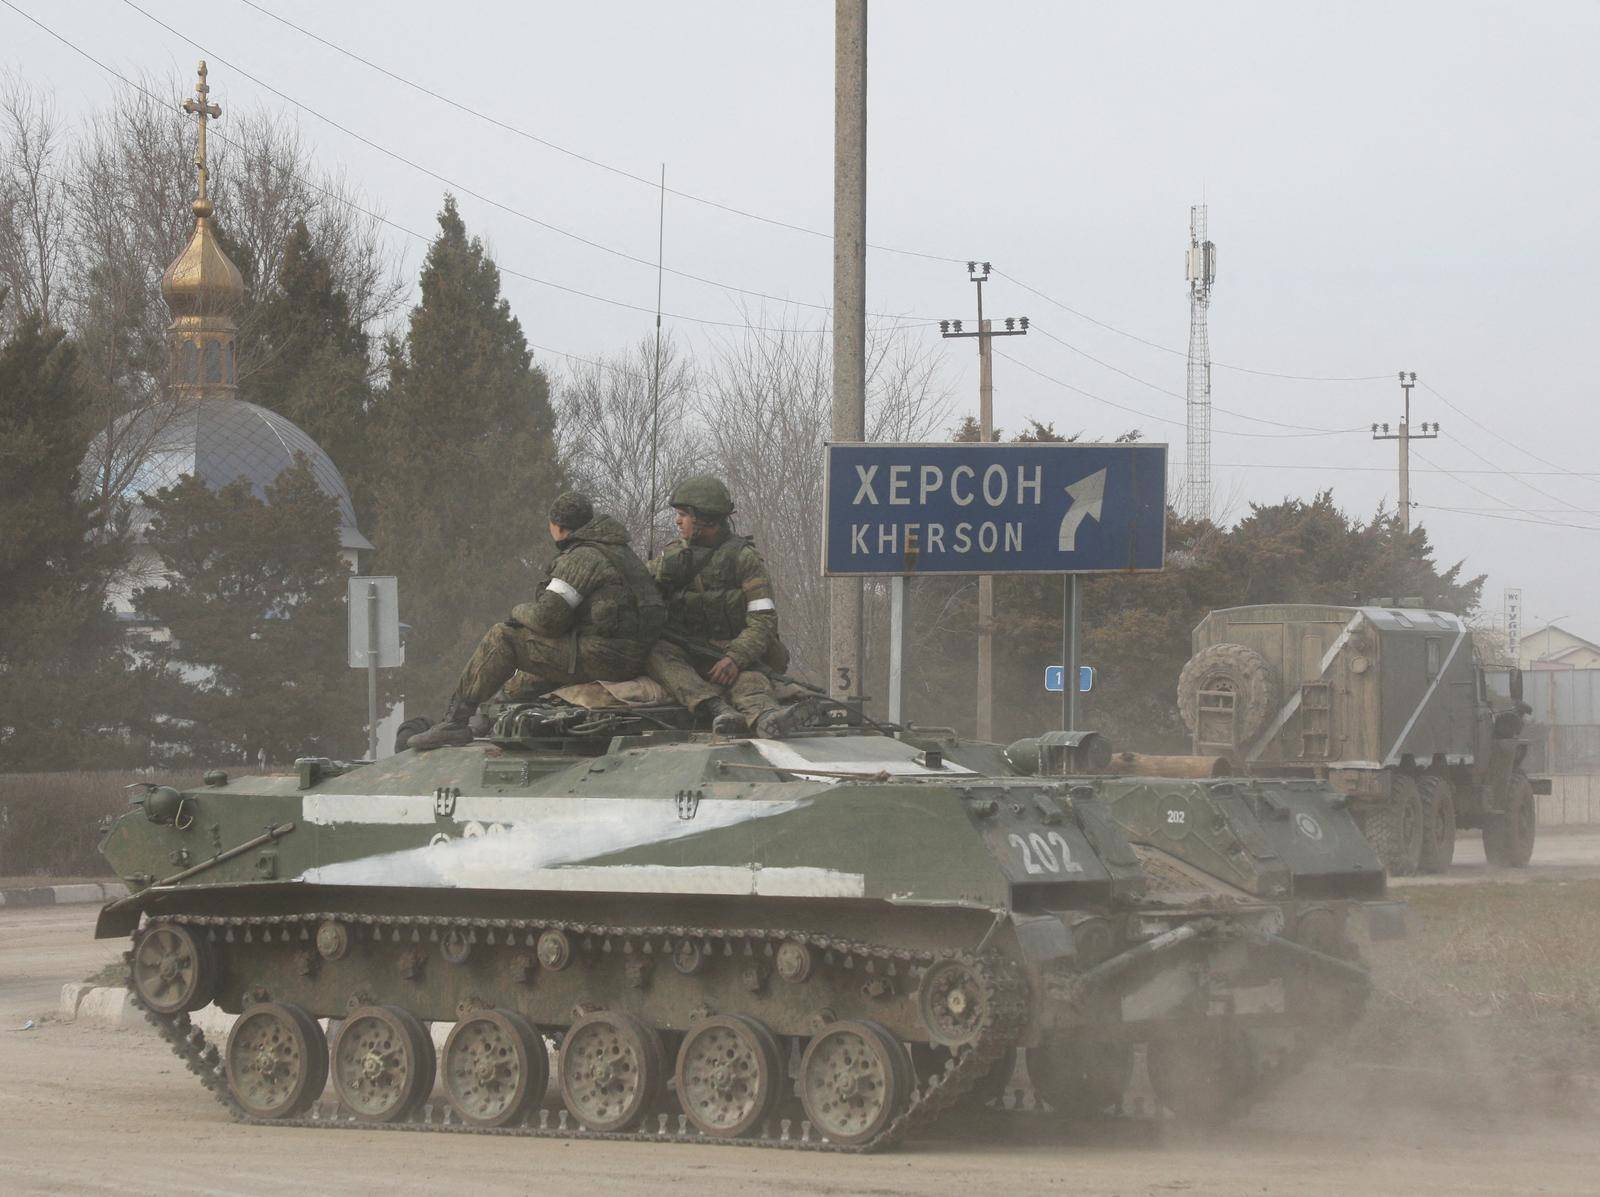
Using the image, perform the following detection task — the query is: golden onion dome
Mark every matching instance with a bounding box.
[160,197,245,320]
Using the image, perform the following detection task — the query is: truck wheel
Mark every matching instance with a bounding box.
[1415,775,1456,874]
[1358,776,1424,876]
[1483,772,1536,868]
[1176,643,1277,746]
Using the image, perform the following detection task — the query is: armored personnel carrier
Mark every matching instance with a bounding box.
[99,698,1400,1150]
[1179,603,1545,876]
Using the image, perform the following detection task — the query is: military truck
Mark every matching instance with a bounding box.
[1178,602,1543,876]
[98,696,1399,1150]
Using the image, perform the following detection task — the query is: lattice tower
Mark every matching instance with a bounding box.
[1185,204,1217,520]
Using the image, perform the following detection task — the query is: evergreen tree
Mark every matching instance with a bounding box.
[0,318,133,768]
[134,458,364,763]
[238,219,373,508]
[368,197,563,709]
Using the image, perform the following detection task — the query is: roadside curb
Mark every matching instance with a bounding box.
[0,881,127,908]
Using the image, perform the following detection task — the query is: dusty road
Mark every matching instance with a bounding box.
[1392,825,1600,887]
[3,904,1596,1196]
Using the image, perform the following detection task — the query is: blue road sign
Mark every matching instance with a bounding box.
[823,442,1166,576]
[1045,665,1095,693]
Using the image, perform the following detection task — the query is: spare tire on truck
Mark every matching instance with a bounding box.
[1177,643,1277,749]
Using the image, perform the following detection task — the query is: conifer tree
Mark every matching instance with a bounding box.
[369,197,563,709]
[135,458,364,763]
[0,318,132,768]
[239,219,373,509]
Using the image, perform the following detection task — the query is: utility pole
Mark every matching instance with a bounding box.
[829,0,867,703]
[1371,371,1438,532]
[940,262,1028,741]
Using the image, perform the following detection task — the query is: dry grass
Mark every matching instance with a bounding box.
[1344,879,1600,1078]
[0,769,200,879]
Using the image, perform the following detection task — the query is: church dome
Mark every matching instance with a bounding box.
[87,398,373,552]
[160,202,246,320]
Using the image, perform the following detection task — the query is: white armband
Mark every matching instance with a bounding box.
[746,598,776,613]
[546,578,582,608]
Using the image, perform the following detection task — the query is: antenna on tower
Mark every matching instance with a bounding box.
[1184,205,1217,520]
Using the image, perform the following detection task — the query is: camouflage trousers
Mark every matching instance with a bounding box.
[450,623,648,709]
[645,640,782,724]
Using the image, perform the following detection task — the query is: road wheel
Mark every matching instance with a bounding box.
[675,1015,783,1138]
[331,1005,433,1122]
[797,1019,910,1146]
[1483,772,1537,868]
[558,1010,664,1132]
[225,1002,328,1119]
[441,1009,546,1128]
[1176,643,1277,747]
[1416,775,1457,874]
[1358,775,1424,876]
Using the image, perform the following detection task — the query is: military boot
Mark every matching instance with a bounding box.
[754,699,814,741]
[706,699,747,737]
[405,700,477,752]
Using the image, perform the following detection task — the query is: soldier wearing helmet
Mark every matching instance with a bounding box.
[646,476,808,738]
[407,491,665,751]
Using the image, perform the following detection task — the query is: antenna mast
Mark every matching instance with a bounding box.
[1184,205,1216,520]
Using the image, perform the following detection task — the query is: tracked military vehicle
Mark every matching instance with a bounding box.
[1179,603,1545,876]
[99,698,1400,1150]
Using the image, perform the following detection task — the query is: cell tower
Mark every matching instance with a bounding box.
[1184,205,1217,520]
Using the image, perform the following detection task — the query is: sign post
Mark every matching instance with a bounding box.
[888,576,911,724]
[348,576,402,759]
[824,442,1165,735]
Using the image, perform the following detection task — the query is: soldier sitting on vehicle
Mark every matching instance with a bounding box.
[407,492,665,751]
[646,476,810,739]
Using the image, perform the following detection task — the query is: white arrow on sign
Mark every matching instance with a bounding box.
[1057,468,1107,552]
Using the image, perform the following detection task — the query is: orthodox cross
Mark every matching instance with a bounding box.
[182,61,221,206]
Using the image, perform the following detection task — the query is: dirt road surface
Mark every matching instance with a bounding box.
[1393,825,1600,887]
[3,904,1596,1196]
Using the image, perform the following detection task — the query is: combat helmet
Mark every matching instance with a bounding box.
[669,475,735,520]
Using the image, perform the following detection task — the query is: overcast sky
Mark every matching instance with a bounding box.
[7,1,1598,643]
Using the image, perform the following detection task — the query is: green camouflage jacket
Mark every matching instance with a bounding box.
[511,515,664,651]
[649,527,785,671]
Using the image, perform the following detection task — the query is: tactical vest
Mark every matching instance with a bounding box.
[567,543,665,644]
[658,535,753,642]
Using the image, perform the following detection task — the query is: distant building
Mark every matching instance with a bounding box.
[1518,624,1600,672]
[80,62,389,756]
[83,60,372,617]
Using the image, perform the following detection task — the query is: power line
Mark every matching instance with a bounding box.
[995,268,1392,382]
[1414,502,1600,533]
[1420,378,1596,489]
[994,348,1364,440]
[0,0,875,335]
[1030,322,1360,434]
[235,0,966,266]
[118,0,933,325]
[1212,461,1600,478]
[1411,445,1596,532]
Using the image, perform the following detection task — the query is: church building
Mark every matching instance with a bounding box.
[90,61,373,620]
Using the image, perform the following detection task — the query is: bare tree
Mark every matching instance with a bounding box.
[555,335,708,551]
[699,314,954,679]
[0,75,69,330]
[60,77,402,530]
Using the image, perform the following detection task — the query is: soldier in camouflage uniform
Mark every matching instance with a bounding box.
[646,476,809,739]
[407,493,665,751]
